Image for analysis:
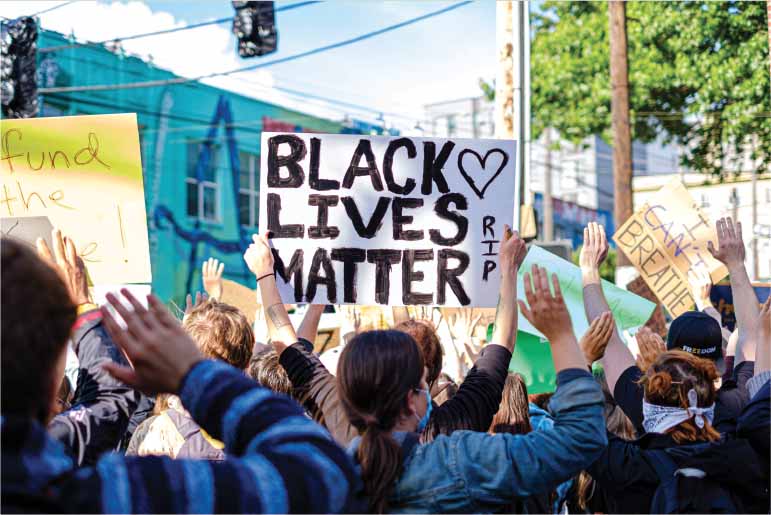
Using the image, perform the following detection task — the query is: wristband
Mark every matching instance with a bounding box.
[256,272,274,283]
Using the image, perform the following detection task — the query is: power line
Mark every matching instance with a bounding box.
[30,1,77,17]
[39,1,321,54]
[38,1,472,94]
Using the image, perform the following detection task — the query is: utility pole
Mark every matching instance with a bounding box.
[752,169,759,279]
[608,0,634,278]
[495,0,529,232]
[471,97,480,138]
[543,129,554,241]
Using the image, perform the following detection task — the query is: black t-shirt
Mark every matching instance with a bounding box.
[613,361,754,435]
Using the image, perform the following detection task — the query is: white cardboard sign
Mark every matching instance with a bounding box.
[259,132,516,307]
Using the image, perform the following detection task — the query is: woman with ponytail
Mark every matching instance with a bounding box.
[587,350,769,513]
[338,262,608,513]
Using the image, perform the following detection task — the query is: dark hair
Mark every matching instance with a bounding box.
[395,319,442,388]
[1,238,76,421]
[247,349,292,395]
[528,392,553,411]
[183,299,254,370]
[338,330,424,513]
[490,373,532,434]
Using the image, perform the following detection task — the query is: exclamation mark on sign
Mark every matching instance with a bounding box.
[117,204,128,263]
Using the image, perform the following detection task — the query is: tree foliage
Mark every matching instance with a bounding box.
[490,1,770,175]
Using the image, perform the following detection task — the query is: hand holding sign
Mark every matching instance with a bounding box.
[36,228,91,306]
[499,225,527,282]
[244,232,275,280]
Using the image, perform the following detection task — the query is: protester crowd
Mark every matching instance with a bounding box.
[1,216,769,514]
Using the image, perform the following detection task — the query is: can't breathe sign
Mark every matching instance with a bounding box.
[259,132,517,307]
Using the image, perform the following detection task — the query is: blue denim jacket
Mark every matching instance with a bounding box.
[348,369,606,513]
[528,402,574,513]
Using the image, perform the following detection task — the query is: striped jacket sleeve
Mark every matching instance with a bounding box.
[58,360,362,514]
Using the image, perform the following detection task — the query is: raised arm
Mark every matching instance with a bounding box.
[201,257,225,301]
[579,222,635,392]
[747,297,770,396]
[297,304,325,345]
[422,226,526,440]
[91,291,359,514]
[38,229,139,466]
[243,232,297,354]
[708,217,759,365]
[444,263,606,502]
[688,265,732,348]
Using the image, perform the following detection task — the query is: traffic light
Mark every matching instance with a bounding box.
[231,1,277,58]
[1,16,38,118]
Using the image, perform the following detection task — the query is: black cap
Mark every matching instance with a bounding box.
[667,311,725,373]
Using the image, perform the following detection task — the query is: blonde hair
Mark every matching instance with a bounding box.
[183,299,254,370]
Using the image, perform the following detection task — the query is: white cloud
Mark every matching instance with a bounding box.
[0,1,363,123]
[1,0,492,133]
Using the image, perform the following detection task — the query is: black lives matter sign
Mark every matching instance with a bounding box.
[259,133,516,307]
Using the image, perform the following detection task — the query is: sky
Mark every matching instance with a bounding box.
[1,0,497,131]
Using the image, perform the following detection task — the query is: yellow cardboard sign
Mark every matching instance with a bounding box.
[614,179,728,317]
[614,211,694,317]
[640,179,728,283]
[0,113,151,284]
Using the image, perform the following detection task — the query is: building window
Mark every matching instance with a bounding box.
[186,142,220,222]
[238,150,260,227]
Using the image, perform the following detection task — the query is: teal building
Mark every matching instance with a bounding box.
[36,28,366,303]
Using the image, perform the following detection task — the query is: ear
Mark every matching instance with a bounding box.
[404,390,419,419]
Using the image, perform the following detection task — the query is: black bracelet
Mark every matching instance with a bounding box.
[256,272,274,283]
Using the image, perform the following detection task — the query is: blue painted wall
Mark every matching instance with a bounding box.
[36,29,350,304]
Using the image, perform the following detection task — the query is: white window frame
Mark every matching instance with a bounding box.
[186,142,220,223]
[239,152,260,228]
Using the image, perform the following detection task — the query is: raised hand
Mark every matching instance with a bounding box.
[518,264,585,372]
[579,311,615,366]
[340,305,362,334]
[36,228,92,306]
[202,257,225,300]
[635,327,666,372]
[499,224,527,281]
[687,265,713,310]
[184,291,208,321]
[579,222,609,276]
[518,265,573,343]
[707,217,745,268]
[243,232,274,280]
[101,289,204,395]
[448,308,482,343]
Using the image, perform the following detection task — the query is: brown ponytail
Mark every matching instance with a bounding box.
[639,350,721,444]
[338,330,424,513]
[489,373,532,435]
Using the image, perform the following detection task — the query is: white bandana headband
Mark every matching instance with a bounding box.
[642,388,715,434]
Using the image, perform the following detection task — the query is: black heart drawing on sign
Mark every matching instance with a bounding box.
[457,148,509,199]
